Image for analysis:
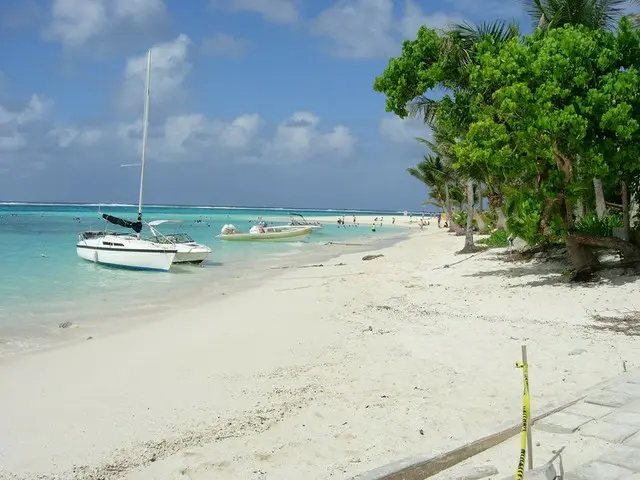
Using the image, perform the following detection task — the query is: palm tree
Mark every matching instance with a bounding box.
[522,0,628,31]
[406,21,520,246]
[407,155,460,226]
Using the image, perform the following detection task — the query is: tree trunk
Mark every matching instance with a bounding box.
[594,177,607,219]
[476,183,483,213]
[496,206,507,230]
[474,213,486,232]
[622,180,630,240]
[459,179,476,253]
[444,182,458,232]
[565,233,640,281]
[574,199,585,221]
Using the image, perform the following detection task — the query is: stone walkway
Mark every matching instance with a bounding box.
[428,369,640,480]
[535,370,640,480]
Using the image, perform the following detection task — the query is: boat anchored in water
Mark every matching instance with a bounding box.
[76,49,176,272]
[288,212,323,230]
[216,222,312,241]
[148,220,211,265]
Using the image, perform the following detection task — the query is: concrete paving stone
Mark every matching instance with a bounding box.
[564,401,615,419]
[536,411,593,433]
[607,382,640,397]
[455,465,498,479]
[604,411,640,427]
[579,421,640,443]
[565,461,634,480]
[499,463,558,480]
[599,445,640,472]
[625,432,640,448]
[621,399,640,414]
[585,390,632,408]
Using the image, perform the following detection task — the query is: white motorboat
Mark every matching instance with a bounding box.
[288,212,323,230]
[216,223,312,241]
[148,220,211,265]
[76,49,176,271]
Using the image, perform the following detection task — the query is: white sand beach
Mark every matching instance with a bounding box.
[1,222,639,480]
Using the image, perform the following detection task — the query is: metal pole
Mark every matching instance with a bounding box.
[137,49,151,226]
[522,345,534,470]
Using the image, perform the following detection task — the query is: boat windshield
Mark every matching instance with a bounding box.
[149,233,195,244]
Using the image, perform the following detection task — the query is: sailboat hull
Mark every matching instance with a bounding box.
[76,234,177,271]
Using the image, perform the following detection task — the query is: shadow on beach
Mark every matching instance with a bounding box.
[461,250,640,288]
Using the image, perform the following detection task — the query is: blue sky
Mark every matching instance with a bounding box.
[0,0,530,210]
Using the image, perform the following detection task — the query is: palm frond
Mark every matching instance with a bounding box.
[525,0,628,31]
[407,96,439,125]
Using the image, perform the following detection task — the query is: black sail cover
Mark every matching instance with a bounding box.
[102,213,143,233]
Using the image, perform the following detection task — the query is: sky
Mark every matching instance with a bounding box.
[0,0,532,210]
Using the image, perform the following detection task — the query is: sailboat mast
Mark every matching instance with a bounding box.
[137,48,152,223]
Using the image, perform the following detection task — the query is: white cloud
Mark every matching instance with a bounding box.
[0,95,51,154]
[47,126,104,148]
[312,0,468,59]
[378,116,429,144]
[44,0,166,48]
[2,31,356,169]
[118,34,191,112]
[210,0,300,24]
[258,111,355,164]
[311,0,397,59]
[400,1,464,39]
[201,33,248,57]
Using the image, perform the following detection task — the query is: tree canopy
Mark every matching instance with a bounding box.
[374,9,640,277]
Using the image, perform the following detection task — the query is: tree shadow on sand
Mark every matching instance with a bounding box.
[461,248,640,288]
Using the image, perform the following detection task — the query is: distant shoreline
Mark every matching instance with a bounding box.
[0,201,439,216]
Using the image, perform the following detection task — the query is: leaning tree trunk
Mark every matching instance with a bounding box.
[566,232,640,281]
[476,183,483,213]
[594,177,607,219]
[460,179,475,253]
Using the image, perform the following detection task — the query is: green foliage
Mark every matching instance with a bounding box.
[477,229,509,247]
[452,210,467,227]
[505,193,545,245]
[573,212,623,237]
[481,209,498,230]
[374,6,640,248]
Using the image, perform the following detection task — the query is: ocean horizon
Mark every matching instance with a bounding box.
[0,201,432,215]
[0,203,409,357]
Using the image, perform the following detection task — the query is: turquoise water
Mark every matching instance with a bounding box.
[0,204,402,355]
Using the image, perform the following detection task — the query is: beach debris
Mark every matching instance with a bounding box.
[362,254,384,261]
[419,429,424,435]
[86,336,93,340]
[568,348,587,356]
[59,321,73,329]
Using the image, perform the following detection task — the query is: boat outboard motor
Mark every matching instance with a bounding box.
[221,224,237,235]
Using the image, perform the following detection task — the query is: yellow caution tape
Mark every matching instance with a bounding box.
[515,360,530,480]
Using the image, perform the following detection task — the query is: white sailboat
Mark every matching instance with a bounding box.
[76,49,177,272]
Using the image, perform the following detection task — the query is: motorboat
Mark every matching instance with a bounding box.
[76,49,176,271]
[148,219,211,265]
[216,223,312,241]
[288,212,323,230]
